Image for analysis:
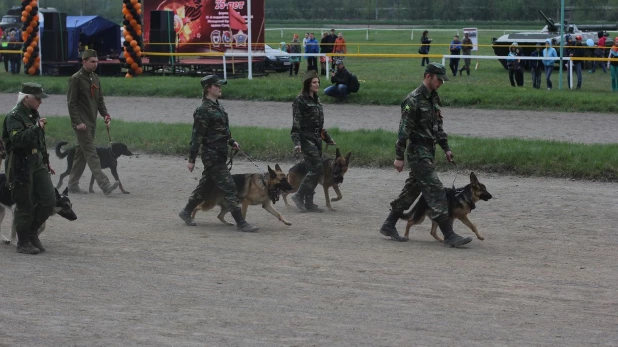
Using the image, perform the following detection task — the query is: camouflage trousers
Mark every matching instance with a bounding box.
[12,154,56,239]
[297,139,323,195]
[187,148,239,212]
[390,148,449,222]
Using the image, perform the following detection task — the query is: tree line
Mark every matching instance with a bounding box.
[1,0,617,26]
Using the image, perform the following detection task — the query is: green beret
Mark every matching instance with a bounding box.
[200,75,227,88]
[302,70,318,83]
[21,82,48,99]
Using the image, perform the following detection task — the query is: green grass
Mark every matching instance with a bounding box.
[2,26,618,112]
[5,116,615,181]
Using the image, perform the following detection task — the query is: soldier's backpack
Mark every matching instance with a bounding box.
[348,73,360,93]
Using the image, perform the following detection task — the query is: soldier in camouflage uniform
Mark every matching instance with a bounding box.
[290,70,336,212]
[178,75,258,233]
[2,83,56,254]
[380,63,472,248]
[66,49,119,195]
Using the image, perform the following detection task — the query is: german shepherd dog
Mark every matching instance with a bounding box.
[191,164,295,226]
[402,172,492,242]
[54,141,134,194]
[282,148,352,211]
[0,173,78,245]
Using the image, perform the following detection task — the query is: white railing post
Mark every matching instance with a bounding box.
[223,55,227,80]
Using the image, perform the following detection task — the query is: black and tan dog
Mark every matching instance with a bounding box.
[402,172,493,242]
[191,164,295,226]
[282,148,352,211]
[0,173,78,245]
[55,141,133,194]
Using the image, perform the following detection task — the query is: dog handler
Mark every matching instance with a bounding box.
[379,63,472,248]
[2,83,55,254]
[66,49,119,195]
[178,75,259,233]
[289,70,336,212]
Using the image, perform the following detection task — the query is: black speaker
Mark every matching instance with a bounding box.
[148,29,176,63]
[150,10,174,31]
[42,12,67,31]
[41,30,68,62]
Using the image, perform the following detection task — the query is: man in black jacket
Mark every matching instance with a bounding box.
[323,60,351,101]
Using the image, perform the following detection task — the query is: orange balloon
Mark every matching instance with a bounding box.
[30,20,37,27]
[28,67,36,74]
[30,1,37,7]
[136,29,142,36]
[134,45,141,52]
[22,33,28,41]
[131,0,138,4]
[22,11,28,17]
[122,8,129,15]
[130,19,137,26]
[34,62,40,69]
[25,5,32,12]
[136,67,143,74]
[126,14,133,21]
[131,63,138,70]
[24,52,31,59]
[33,14,39,21]
[136,51,142,57]
[26,46,34,53]
[123,51,130,58]
[130,40,137,47]
[21,16,27,22]
[137,9,142,15]
[126,57,134,65]
[32,35,39,42]
[35,56,40,62]
[26,26,33,33]
[23,57,29,64]
[125,35,133,42]
[135,3,141,10]
[30,40,37,48]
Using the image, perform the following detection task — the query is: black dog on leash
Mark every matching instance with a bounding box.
[54,141,133,194]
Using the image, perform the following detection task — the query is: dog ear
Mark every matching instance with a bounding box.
[470,172,478,183]
[268,165,276,178]
[335,148,341,158]
[275,164,282,172]
[345,151,352,164]
[62,187,68,196]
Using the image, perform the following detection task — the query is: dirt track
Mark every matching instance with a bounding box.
[0,94,617,346]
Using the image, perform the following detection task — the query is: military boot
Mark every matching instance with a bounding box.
[437,218,472,248]
[304,192,324,213]
[179,200,199,226]
[379,210,408,242]
[29,230,45,252]
[68,185,88,194]
[102,181,120,196]
[231,208,259,232]
[16,229,39,254]
[291,186,308,212]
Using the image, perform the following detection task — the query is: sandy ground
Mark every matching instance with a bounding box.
[0,94,617,346]
[1,93,618,144]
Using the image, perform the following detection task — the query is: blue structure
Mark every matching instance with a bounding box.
[64,16,121,61]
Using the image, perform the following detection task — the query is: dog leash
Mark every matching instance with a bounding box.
[105,123,117,157]
[450,160,458,189]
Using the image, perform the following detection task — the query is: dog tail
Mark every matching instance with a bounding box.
[400,196,428,223]
[55,141,70,159]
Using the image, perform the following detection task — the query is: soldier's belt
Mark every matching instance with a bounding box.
[409,138,435,146]
[301,127,321,135]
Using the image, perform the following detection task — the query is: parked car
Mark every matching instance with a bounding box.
[264,44,291,72]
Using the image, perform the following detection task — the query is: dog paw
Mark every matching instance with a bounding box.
[2,239,10,245]
[331,198,341,202]
[283,221,292,226]
[122,191,131,194]
[477,235,485,240]
[328,207,336,212]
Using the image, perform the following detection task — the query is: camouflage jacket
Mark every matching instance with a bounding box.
[188,98,236,164]
[2,102,49,180]
[462,37,473,54]
[290,93,333,147]
[395,83,450,161]
[67,68,109,128]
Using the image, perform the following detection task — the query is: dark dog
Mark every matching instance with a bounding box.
[282,148,351,211]
[402,172,492,242]
[55,141,133,194]
[0,173,78,245]
[191,164,295,226]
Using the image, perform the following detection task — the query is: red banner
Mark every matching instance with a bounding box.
[143,0,265,53]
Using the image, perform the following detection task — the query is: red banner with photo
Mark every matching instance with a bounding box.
[143,0,264,53]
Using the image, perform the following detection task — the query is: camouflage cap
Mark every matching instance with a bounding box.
[334,59,343,66]
[81,49,97,60]
[302,70,318,83]
[424,62,449,81]
[21,82,48,99]
[200,74,227,88]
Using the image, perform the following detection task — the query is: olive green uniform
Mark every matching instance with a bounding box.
[391,83,451,222]
[2,102,55,246]
[185,98,240,211]
[290,93,333,198]
[66,67,113,190]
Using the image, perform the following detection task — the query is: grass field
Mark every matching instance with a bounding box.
[1,26,618,112]
[2,116,614,181]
